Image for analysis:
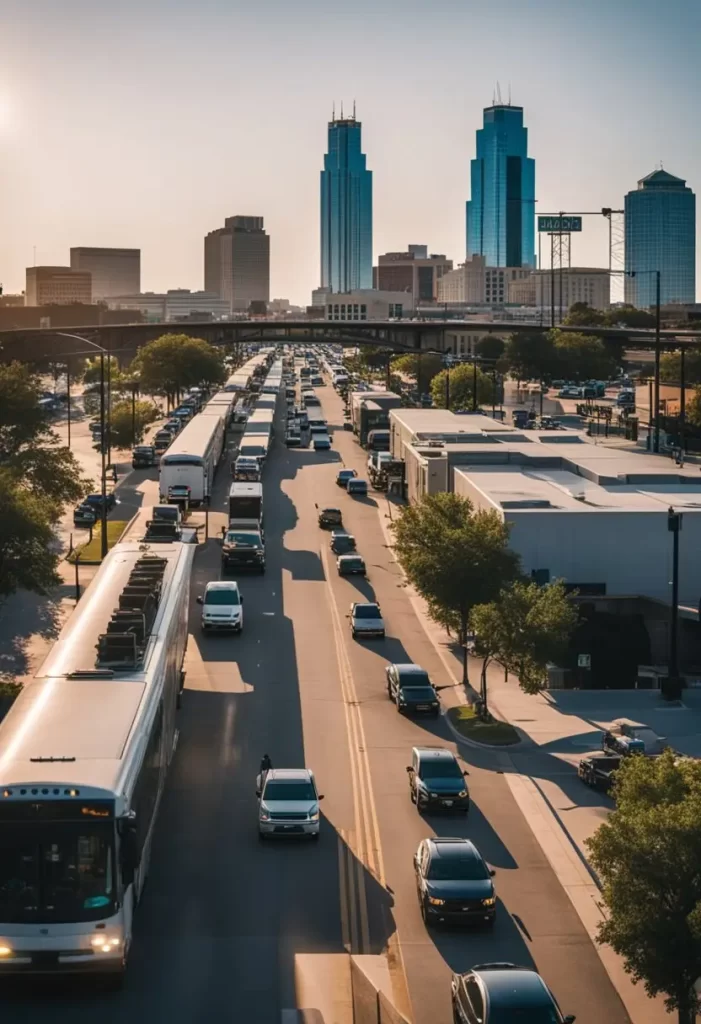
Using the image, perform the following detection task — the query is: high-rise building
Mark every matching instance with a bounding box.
[320,109,372,293]
[25,267,92,306]
[69,247,140,299]
[204,215,270,312]
[466,104,536,268]
[624,169,696,308]
[373,247,453,304]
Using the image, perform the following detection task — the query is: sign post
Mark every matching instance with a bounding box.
[538,216,583,233]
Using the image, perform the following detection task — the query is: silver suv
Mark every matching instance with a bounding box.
[257,769,323,840]
[349,602,385,639]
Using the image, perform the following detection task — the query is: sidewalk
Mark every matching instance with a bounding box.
[377,494,672,1023]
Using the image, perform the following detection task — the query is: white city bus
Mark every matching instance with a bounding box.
[0,530,195,983]
[158,410,225,505]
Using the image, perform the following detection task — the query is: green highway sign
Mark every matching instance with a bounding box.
[538,215,583,233]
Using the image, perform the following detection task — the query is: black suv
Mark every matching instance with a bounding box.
[386,663,439,717]
[414,838,495,928]
[451,964,574,1023]
[406,746,469,814]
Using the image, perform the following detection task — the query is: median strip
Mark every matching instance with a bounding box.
[447,704,521,746]
[68,520,129,564]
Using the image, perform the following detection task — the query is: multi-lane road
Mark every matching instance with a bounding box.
[0,373,631,1023]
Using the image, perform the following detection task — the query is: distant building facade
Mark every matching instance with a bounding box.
[437,257,531,304]
[204,215,270,312]
[25,267,92,306]
[69,247,140,299]
[107,289,230,321]
[325,289,411,321]
[320,111,372,292]
[373,246,453,304]
[466,104,536,268]
[507,275,536,305]
[534,268,611,311]
[624,169,696,307]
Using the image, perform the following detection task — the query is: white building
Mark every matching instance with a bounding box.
[533,267,611,311]
[389,407,701,609]
[107,289,230,321]
[325,289,413,321]
[437,256,532,305]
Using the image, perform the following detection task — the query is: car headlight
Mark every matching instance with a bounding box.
[309,808,320,821]
[427,897,445,906]
[429,792,438,798]
[458,789,468,798]
[0,945,12,957]
[482,897,496,907]
[259,806,271,821]
[90,935,121,952]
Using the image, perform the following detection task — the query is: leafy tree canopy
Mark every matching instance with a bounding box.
[430,364,495,410]
[130,334,226,399]
[661,350,701,387]
[475,335,506,361]
[550,330,618,382]
[391,352,443,385]
[0,472,62,599]
[504,331,558,382]
[587,752,701,1023]
[109,399,160,449]
[83,355,120,386]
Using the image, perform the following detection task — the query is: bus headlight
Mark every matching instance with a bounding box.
[91,935,121,952]
[0,945,12,957]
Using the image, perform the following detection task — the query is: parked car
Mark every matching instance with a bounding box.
[414,838,495,927]
[336,468,358,487]
[318,507,343,529]
[406,746,470,814]
[330,531,356,555]
[578,753,622,793]
[347,478,368,497]
[285,431,301,447]
[73,502,97,526]
[197,580,244,633]
[337,554,366,576]
[386,663,440,716]
[349,602,385,639]
[131,445,157,468]
[83,493,116,513]
[257,768,323,840]
[451,964,575,1023]
[313,435,331,451]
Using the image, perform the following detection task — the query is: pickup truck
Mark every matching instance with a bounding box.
[221,527,266,573]
[578,753,622,793]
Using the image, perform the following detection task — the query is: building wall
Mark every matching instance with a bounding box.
[437,257,531,304]
[107,290,230,320]
[533,268,611,310]
[507,275,536,304]
[374,250,453,304]
[69,248,140,299]
[325,290,410,321]
[25,267,92,306]
[204,216,269,311]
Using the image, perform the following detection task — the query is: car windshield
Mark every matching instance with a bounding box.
[427,854,488,881]
[263,782,316,802]
[0,823,116,924]
[343,558,364,567]
[419,759,462,780]
[205,588,240,605]
[354,606,381,619]
[401,687,436,700]
[339,471,354,479]
[487,1008,561,1023]
[399,670,430,686]
[225,532,259,547]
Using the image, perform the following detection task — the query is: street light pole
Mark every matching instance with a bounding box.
[668,506,682,684]
[472,357,478,411]
[653,270,661,453]
[99,350,108,558]
[66,363,71,449]
[679,347,686,456]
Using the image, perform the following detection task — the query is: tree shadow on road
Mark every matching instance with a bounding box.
[0,584,70,682]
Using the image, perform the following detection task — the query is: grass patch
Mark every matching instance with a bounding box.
[68,520,128,564]
[448,705,521,746]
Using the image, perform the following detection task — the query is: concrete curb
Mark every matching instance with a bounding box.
[443,707,529,752]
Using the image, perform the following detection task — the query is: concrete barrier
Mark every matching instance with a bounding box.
[294,953,410,1024]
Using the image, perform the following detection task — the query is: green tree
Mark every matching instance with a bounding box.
[605,304,656,329]
[504,331,558,382]
[83,355,120,386]
[551,330,618,381]
[0,472,61,598]
[586,752,701,1024]
[561,303,608,328]
[391,492,520,683]
[661,350,701,386]
[686,386,701,428]
[474,335,506,362]
[430,363,495,411]
[470,580,577,709]
[0,362,90,514]
[391,352,444,386]
[130,334,226,404]
[109,399,160,449]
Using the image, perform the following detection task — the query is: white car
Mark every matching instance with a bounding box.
[350,601,385,639]
[198,580,243,633]
[257,768,323,839]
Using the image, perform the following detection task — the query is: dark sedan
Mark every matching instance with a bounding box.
[336,468,357,487]
[73,502,98,526]
[415,838,495,927]
[337,555,366,576]
[452,963,575,1022]
[331,531,356,555]
[386,663,439,716]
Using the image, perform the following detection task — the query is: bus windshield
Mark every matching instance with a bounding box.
[0,823,116,924]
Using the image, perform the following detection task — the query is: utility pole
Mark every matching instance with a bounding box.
[99,351,108,559]
[667,507,682,690]
[653,270,661,453]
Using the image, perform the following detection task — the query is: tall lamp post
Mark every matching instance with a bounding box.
[667,506,682,691]
[56,333,110,560]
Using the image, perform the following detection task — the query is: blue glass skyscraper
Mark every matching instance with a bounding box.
[466,104,535,268]
[625,170,696,307]
[320,111,372,292]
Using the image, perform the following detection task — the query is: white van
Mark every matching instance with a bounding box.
[197,580,243,633]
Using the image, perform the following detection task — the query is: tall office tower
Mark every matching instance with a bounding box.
[204,216,270,312]
[466,103,536,268]
[320,107,373,293]
[624,169,696,307]
[69,248,140,300]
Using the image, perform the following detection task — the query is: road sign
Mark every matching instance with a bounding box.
[577,653,591,669]
[538,216,583,233]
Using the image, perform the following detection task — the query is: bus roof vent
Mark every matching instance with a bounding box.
[96,556,168,669]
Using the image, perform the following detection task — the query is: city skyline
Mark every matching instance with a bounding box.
[1,0,699,304]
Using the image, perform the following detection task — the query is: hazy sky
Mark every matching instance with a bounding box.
[1,0,699,304]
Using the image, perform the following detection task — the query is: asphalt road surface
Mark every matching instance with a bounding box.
[0,378,631,1024]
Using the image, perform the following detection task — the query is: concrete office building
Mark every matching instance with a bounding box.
[69,247,140,300]
[325,290,411,321]
[373,246,452,304]
[320,110,373,293]
[507,275,537,305]
[625,169,696,307]
[204,215,270,313]
[437,256,531,304]
[25,266,92,306]
[534,268,611,311]
[107,289,230,321]
[389,407,701,610]
[466,103,536,268]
